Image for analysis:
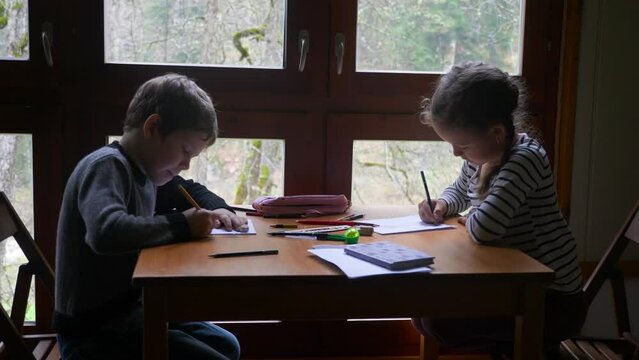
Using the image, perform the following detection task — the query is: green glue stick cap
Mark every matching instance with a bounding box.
[344,227,360,244]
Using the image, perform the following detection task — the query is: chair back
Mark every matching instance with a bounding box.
[626,203,639,245]
[582,200,639,336]
[0,191,56,360]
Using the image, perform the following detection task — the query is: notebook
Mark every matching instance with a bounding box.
[344,241,434,270]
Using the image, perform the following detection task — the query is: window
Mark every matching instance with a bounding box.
[352,140,463,205]
[181,138,284,205]
[0,134,35,321]
[356,0,523,74]
[104,0,286,68]
[0,0,29,60]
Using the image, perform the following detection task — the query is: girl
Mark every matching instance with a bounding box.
[414,62,586,358]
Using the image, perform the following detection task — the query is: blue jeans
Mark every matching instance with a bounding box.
[58,306,240,360]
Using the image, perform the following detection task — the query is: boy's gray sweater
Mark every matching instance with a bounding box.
[54,143,189,332]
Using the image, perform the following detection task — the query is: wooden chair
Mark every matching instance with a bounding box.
[0,191,59,360]
[561,200,639,360]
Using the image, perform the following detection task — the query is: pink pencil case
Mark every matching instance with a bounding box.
[252,195,351,217]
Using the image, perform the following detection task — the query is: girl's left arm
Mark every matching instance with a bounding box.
[465,147,551,243]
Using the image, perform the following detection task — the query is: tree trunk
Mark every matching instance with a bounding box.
[0,135,19,306]
[5,0,28,58]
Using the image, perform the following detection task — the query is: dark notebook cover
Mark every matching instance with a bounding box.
[344,241,434,270]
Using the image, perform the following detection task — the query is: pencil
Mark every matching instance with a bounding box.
[270,224,298,228]
[177,184,201,210]
[208,249,278,258]
[420,170,434,213]
[337,213,365,221]
[296,220,379,227]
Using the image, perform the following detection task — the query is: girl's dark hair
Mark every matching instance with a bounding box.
[124,73,218,145]
[420,62,534,197]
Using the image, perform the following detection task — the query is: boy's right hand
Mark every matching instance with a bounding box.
[183,208,215,238]
[418,199,447,224]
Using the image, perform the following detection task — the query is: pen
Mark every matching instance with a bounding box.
[420,170,434,213]
[296,220,379,227]
[208,249,279,258]
[281,225,350,234]
[337,213,365,221]
[268,232,347,241]
[270,224,298,228]
[229,206,255,212]
[177,184,201,210]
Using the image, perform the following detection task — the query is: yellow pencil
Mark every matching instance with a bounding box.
[177,184,201,210]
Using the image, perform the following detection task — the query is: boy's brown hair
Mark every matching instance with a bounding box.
[124,73,218,145]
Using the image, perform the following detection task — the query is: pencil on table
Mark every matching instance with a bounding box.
[177,184,201,210]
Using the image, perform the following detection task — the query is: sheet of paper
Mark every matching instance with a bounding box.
[366,214,455,235]
[308,245,431,278]
[210,219,256,235]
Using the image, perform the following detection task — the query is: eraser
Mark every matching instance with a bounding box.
[357,226,374,236]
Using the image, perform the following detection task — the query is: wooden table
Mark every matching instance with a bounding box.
[133,206,553,360]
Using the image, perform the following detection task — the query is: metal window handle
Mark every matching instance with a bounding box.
[298,30,309,72]
[335,33,345,75]
[41,21,53,67]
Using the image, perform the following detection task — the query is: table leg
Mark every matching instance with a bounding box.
[143,286,168,360]
[514,282,546,360]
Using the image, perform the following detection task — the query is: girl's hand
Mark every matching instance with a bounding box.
[418,199,447,224]
[183,208,215,238]
[210,208,249,232]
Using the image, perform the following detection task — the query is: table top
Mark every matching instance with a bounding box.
[133,206,553,286]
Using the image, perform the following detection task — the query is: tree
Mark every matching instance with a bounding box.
[0,0,28,58]
[0,135,18,309]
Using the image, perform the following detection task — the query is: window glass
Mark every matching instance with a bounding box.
[108,136,285,205]
[181,138,284,205]
[356,0,523,74]
[0,0,29,60]
[352,140,464,205]
[0,134,34,321]
[104,0,285,68]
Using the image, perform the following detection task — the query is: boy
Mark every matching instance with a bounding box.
[54,74,244,359]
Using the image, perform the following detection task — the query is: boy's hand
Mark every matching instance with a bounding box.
[418,199,447,224]
[183,208,216,238]
[211,208,249,232]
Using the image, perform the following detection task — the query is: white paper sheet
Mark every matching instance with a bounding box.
[210,219,256,235]
[308,245,431,278]
[366,214,454,235]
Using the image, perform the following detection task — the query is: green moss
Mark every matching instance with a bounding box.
[232,26,266,65]
[12,1,23,11]
[11,33,28,57]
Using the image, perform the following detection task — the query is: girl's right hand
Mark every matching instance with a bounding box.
[418,199,447,224]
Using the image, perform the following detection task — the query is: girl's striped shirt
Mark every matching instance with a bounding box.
[439,133,582,294]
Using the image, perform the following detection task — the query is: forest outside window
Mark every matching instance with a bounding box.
[104,0,286,68]
[0,0,29,60]
[0,134,35,321]
[356,0,524,74]
[352,140,463,205]
[181,138,285,205]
